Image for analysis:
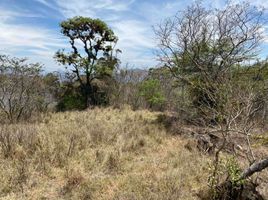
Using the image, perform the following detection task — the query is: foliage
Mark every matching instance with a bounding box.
[56,85,86,111]
[208,156,244,199]
[226,157,244,186]
[148,67,184,111]
[55,16,120,108]
[139,79,165,109]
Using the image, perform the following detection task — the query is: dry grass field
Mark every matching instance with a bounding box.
[0,107,210,200]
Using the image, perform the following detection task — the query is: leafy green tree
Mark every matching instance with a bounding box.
[55,16,120,108]
[139,79,165,109]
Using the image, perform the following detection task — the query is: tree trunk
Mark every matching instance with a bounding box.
[81,83,94,108]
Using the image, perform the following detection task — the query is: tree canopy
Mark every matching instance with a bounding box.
[55,16,120,108]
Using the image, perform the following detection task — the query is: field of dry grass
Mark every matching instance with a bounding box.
[0,107,210,200]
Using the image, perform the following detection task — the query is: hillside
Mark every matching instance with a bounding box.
[2,0,268,199]
[0,107,210,200]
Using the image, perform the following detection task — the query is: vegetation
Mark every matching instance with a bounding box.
[55,16,120,108]
[0,55,45,123]
[1,1,268,199]
[138,79,165,109]
[0,108,210,199]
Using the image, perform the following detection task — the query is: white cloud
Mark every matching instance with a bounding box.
[0,0,179,69]
[112,20,156,67]
[34,0,58,10]
[93,0,135,11]
[0,7,65,71]
[113,20,154,49]
[0,22,63,50]
[54,0,135,18]
[0,21,65,70]
[0,7,43,22]
[1,0,268,70]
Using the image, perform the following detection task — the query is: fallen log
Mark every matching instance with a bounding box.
[240,157,268,180]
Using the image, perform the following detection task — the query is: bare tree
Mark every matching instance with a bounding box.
[0,55,43,123]
[110,67,148,109]
[155,2,264,85]
[155,1,268,197]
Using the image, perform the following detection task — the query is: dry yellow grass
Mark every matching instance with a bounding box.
[0,107,209,200]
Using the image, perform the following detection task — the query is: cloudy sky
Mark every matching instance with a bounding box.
[0,0,268,71]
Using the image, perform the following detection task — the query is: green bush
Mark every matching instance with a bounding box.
[57,86,86,111]
[139,79,165,109]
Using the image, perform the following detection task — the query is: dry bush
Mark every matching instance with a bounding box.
[0,55,46,123]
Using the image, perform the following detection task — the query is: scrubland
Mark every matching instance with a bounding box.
[0,107,211,200]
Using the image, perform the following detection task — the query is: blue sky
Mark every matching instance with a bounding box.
[0,0,268,71]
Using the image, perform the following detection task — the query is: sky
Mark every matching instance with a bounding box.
[0,0,268,72]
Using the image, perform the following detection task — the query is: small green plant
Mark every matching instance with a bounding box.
[208,156,245,199]
[253,134,268,146]
[207,158,225,199]
[225,156,245,186]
